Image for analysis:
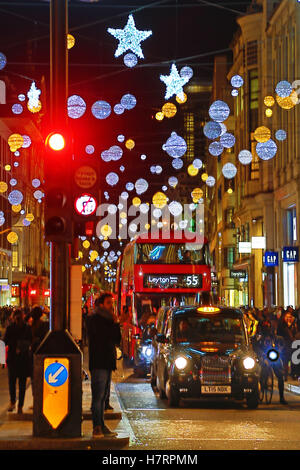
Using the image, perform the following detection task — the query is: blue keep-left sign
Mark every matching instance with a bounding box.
[44,362,68,387]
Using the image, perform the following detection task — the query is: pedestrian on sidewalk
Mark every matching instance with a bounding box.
[30,306,49,403]
[3,309,32,414]
[87,292,121,438]
[277,312,298,380]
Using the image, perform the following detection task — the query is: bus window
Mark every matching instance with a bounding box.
[135,243,210,265]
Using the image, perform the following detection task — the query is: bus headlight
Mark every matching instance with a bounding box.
[243,357,255,370]
[142,346,152,358]
[175,356,188,370]
[267,349,279,361]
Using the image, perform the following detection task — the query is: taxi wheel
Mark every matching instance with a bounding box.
[167,384,180,408]
[246,392,259,409]
[157,375,166,399]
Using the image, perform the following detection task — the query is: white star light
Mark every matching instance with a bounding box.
[160,64,190,101]
[27,81,41,110]
[107,14,152,59]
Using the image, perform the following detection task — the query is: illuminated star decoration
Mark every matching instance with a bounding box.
[160,64,190,101]
[107,14,152,59]
[27,81,41,110]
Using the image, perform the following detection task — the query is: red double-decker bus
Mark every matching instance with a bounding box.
[115,230,212,360]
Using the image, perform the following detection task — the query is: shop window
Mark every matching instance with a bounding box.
[223,247,235,269]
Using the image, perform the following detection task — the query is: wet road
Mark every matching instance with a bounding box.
[115,367,300,450]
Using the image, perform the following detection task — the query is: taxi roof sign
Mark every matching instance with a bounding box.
[197,306,220,313]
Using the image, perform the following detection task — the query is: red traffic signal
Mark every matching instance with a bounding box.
[46,132,66,151]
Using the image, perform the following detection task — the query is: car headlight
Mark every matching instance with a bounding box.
[243,356,255,370]
[175,356,188,370]
[142,346,152,358]
[267,349,279,361]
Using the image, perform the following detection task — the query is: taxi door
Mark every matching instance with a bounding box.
[157,310,173,394]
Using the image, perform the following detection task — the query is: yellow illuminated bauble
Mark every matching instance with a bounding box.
[155,111,164,121]
[67,34,75,50]
[162,102,177,118]
[276,90,298,110]
[100,224,112,238]
[7,231,18,244]
[201,173,208,182]
[254,126,271,143]
[27,100,42,113]
[5,165,11,171]
[77,250,83,259]
[192,198,199,204]
[264,96,275,107]
[152,191,167,209]
[132,197,141,207]
[145,223,150,230]
[0,182,8,193]
[82,266,86,272]
[125,139,135,150]
[25,213,34,222]
[227,188,233,194]
[12,205,21,213]
[120,212,127,219]
[188,164,199,177]
[90,250,98,261]
[176,93,187,104]
[191,188,203,201]
[8,133,24,152]
[265,108,273,117]
[82,240,90,249]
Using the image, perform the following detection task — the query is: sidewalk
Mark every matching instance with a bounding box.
[0,348,130,449]
[285,378,300,396]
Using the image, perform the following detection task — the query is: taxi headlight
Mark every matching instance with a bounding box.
[243,357,255,370]
[267,349,279,361]
[175,356,188,370]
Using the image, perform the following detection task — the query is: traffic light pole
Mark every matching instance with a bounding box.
[33,0,82,438]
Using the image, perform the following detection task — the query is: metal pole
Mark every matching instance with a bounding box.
[50,0,69,331]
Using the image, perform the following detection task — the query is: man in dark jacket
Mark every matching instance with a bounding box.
[87,293,121,438]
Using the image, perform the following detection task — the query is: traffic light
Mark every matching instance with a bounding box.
[44,130,73,242]
[71,140,100,236]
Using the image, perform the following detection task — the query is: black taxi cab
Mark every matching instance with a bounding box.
[152,305,261,408]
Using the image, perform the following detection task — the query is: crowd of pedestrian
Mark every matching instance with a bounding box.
[1,305,49,414]
[242,305,300,381]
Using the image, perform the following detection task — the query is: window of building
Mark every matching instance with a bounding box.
[285,207,297,245]
[223,247,235,269]
[249,69,259,131]
[250,134,260,180]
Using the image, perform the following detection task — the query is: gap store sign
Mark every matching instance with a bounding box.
[282,247,299,263]
[263,251,279,267]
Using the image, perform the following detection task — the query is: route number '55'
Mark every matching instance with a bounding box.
[185,275,199,286]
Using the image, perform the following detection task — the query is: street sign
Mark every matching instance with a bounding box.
[74,166,97,189]
[282,246,299,262]
[74,193,97,216]
[230,269,247,279]
[43,357,69,429]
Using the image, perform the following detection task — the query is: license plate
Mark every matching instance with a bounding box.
[202,385,231,394]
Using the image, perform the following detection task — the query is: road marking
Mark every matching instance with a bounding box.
[125,408,167,411]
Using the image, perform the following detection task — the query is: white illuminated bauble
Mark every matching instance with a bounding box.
[141,154,147,160]
[179,220,188,229]
[220,132,236,148]
[150,166,156,174]
[230,75,244,88]
[0,52,7,70]
[168,176,178,188]
[10,179,17,186]
[168,201,183,216]
[172,158,183,170]
[155,165,163,174]
[114,103,125,115]
[85,145,95,154]
[106,172,119,186]
[275,129,287,141]
[108,204,117,214]
[220,123,227,135]
[222,163,237,179]
[120,165,125,172]
[18,94,25,102]
[140,203,149,214]
[120,191,129,199]
[107,14,152,59]
[135,178,148,195]
[22,135,31,148]
[203,121,222,140]
[0,215,5,226]
[192,159,202,169]
[209,141,224,157]
[91,100,111,119]
[160,63,190,101]
[153,208,162,218]
[117,134,125,142]
[209,100,230,123]
[157,222,163,228]
[34,190,43,200]
[206,176,216,187]
[231,89,239,97]
[126,182,134,191]
[238,150,252,165]
[27,81,41,110]
[68,95,86,119]
[162,131,187,158]
[120,93,136,110]
[256,139,277,160]
[124,52,138,68]
[162,185,167,191]
[129,223,138,233]
[8,190,23,205]
[275,80,292,98]
[12,104,23,115]
[180,66,193,80]
[101,145,123,162]
[14,162,19,167]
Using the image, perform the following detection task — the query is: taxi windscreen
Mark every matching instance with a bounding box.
[174,312,245,344]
